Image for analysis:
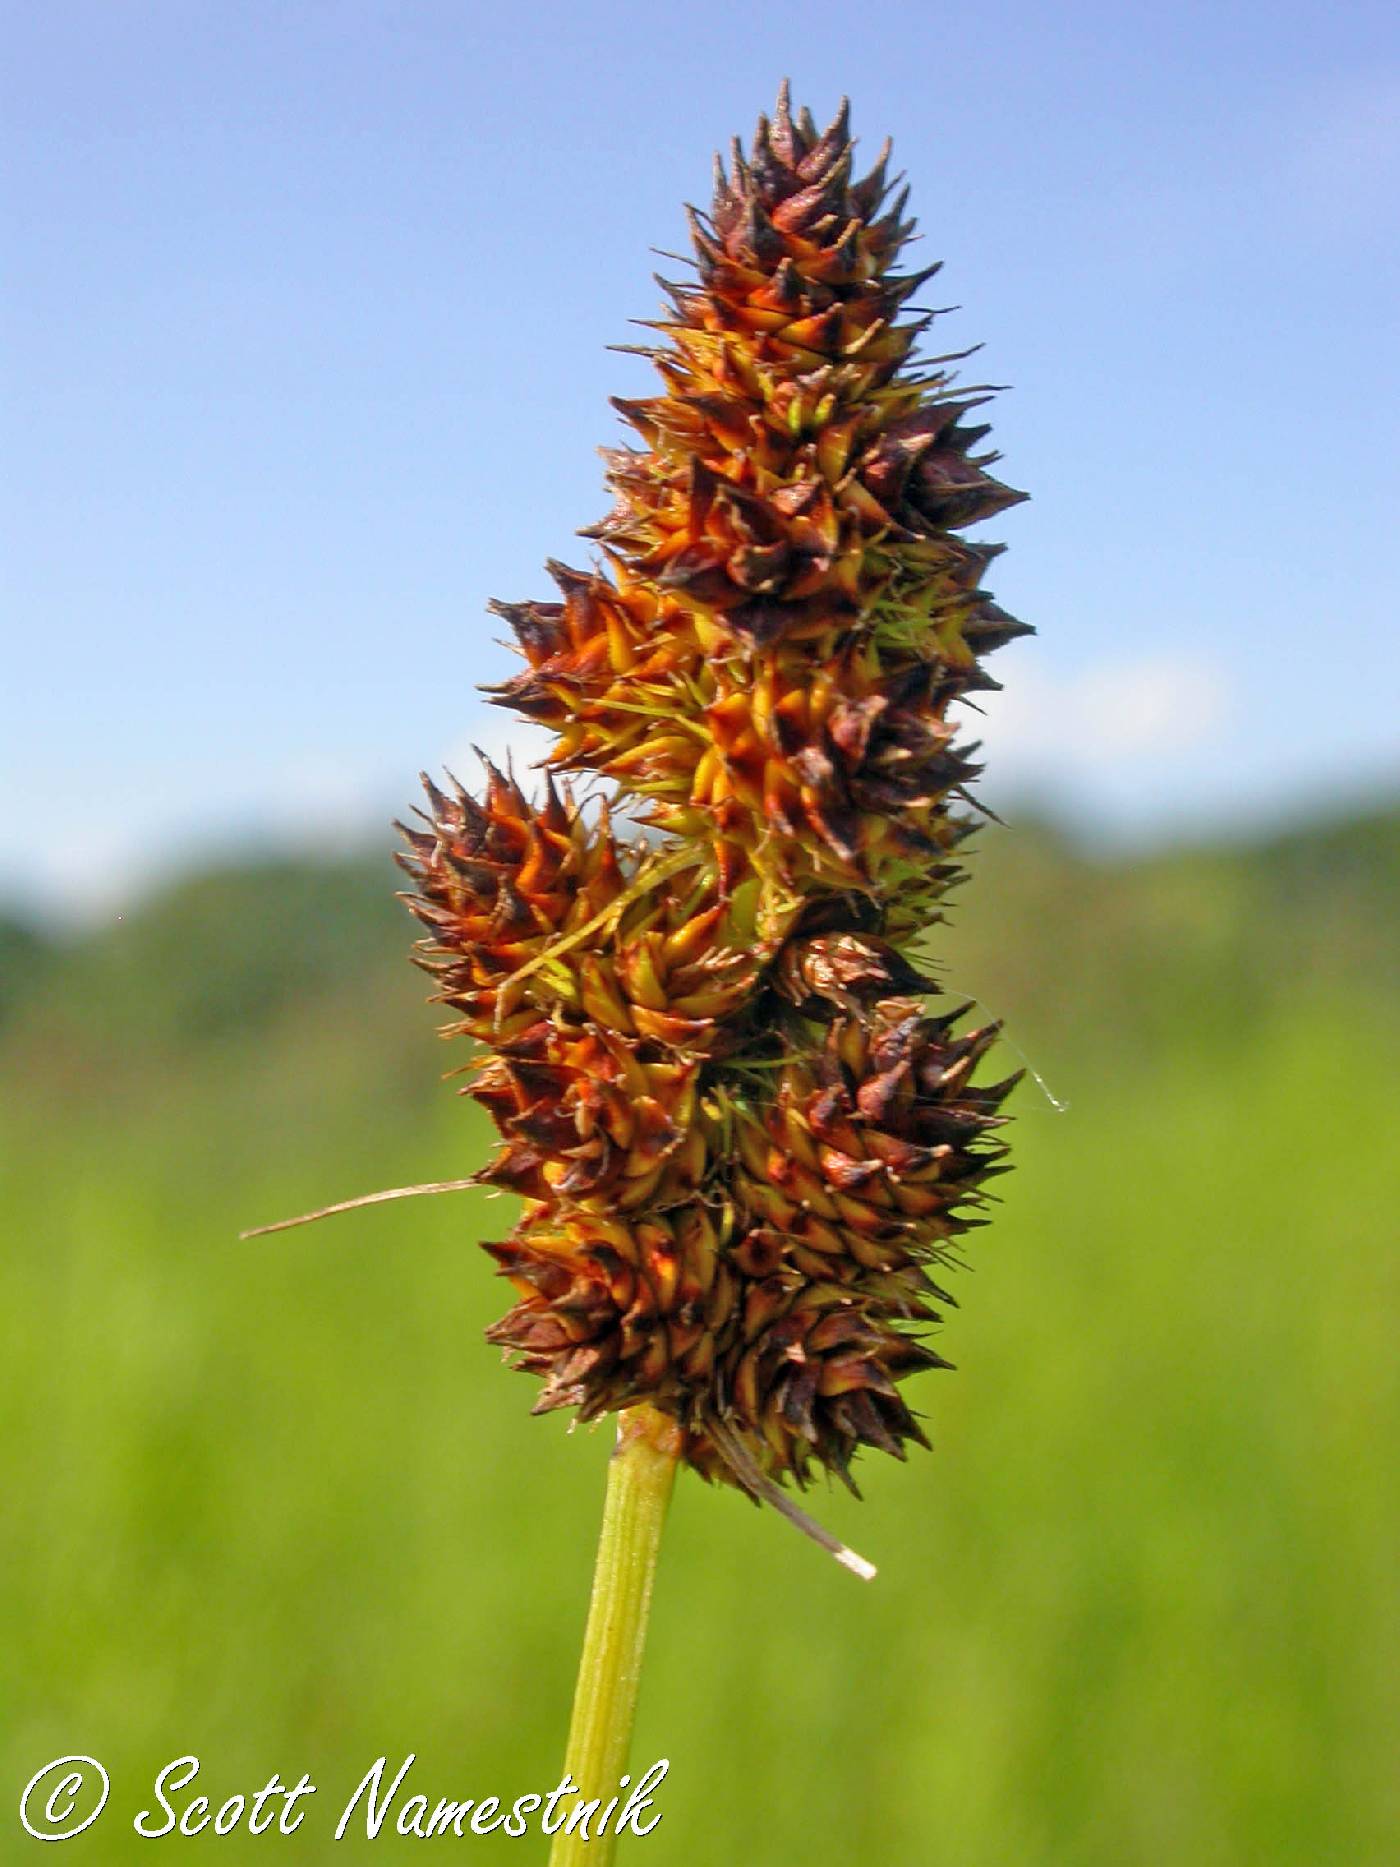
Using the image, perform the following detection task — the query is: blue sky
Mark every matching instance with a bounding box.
[4,0,1397,920]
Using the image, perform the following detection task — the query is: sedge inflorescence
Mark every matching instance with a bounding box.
[397,87,1030,1492]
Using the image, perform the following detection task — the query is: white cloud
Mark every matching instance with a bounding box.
[441,711,555,790]
[1,752,395,927]
[248,752,388,847]
[962,651,1231,778]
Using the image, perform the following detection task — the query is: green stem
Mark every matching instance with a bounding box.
[548,1403,681,1867]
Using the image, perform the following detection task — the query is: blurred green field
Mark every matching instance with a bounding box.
[3,805,1397,1862]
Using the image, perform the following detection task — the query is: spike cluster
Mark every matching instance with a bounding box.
[398,86,1031,1492]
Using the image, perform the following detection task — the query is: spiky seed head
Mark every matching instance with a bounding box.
[399,90,1031,1492]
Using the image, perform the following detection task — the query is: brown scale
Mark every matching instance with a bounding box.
[469,1016,708,1214]
[395,764,629,1042]
[734,998,1021,1262]
[398,87,1032,1490]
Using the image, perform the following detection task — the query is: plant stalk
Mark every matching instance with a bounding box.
[547,1402,681,1867]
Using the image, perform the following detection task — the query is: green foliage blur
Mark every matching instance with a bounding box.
[3,803,1397,1863]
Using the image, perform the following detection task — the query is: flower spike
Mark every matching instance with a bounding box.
[400,89,1031,1497]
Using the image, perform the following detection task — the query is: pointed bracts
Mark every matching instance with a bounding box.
[400,92,1031,1491]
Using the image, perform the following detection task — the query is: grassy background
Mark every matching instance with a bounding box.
[3,804,1397,1861]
